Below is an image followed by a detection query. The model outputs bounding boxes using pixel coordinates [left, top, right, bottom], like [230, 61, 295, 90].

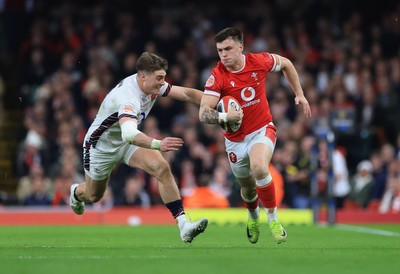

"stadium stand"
[0, 0, 399, 214]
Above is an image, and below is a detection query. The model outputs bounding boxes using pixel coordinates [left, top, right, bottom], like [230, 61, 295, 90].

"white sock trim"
[240, 190, 258, 203]
[255, 174, 272, 187]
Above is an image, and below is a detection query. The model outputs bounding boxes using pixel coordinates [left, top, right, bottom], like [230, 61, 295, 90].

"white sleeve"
[121, 120, 141, 143]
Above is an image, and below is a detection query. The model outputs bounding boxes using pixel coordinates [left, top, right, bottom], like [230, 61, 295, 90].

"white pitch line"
[332, 224, 400, 237]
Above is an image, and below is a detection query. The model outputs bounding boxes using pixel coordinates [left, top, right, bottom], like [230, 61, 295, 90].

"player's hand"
[294, 96, 312, 118]
[160, 137, 184, 152]
[227, 107, 243, 123]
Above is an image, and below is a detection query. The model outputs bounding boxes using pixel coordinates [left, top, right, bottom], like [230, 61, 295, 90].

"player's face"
[216, 38, 243, 69]
[142, 70, 166, 95]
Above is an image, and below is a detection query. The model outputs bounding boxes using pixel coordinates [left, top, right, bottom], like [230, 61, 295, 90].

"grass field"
[1, 224, 399, 274]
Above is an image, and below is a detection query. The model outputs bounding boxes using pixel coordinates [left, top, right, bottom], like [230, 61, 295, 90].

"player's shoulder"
[245, 52, 275, 70]
[108, 75, 139, 101]
[245, 52, 273, 62]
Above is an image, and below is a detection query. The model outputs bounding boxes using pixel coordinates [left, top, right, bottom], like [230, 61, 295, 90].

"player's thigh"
[248, 143, 273, 170]
[248, 125, 276, 170]
[225, 138, 251, 178]
[127, 147, 168, 176]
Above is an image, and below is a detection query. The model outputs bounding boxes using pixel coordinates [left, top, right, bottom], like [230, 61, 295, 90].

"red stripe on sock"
[243, 196, 259, 210]
[256, 181, 276, 208]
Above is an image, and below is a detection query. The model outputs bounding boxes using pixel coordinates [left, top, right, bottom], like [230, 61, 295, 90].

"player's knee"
[149, 159, 171, 178]
[250, 163, 269, 179]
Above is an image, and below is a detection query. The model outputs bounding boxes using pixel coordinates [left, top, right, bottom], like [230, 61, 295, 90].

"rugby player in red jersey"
[199, 27, 312, 244]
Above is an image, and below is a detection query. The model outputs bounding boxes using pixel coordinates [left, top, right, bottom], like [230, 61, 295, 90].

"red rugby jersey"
[204, 52, 277, 141]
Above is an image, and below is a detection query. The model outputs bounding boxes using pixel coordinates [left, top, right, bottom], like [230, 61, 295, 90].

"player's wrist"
[218, 113, 228, 123]
[151, 139, 161, 150]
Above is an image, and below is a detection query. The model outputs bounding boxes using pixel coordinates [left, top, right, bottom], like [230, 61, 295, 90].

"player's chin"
[221, 60, 230, 66]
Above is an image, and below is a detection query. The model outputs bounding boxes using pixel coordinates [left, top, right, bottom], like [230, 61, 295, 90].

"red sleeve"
[257, 52, 275, 72]
[204, 66, 223, 97]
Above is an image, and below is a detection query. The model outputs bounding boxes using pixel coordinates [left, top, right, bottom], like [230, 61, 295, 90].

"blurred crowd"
[2, 0, 400, 212]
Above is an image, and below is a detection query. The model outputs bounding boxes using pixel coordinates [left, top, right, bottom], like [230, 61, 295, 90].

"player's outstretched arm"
[277, 54, 312, 118]
[168, 86, 203, 105]
[120, 117, 183, 152]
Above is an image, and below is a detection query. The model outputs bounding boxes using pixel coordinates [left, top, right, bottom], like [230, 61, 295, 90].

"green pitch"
[1, 224, 399, 274]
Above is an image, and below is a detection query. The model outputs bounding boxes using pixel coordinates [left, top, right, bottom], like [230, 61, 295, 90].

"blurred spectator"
[317, 140, 350, 208]
[332, 147, 351, 208]
[23, 175, 52, 206]
[286, 136, 313, 208]
[15, 129, 50, 177]
[16, 163, 52, 204]
[379, 159, 400, 213]
[281, 140, 303, 208]
[209, 166, 232, 199]
[179, 159, 197, 197]
[52, 160, 84, 206]
[114, 174, 151, 208]
[183, 172, 229, 208]
[93, 186, 114, 210]
[346, 160, 375, 209]
[370, 151, 388, 201]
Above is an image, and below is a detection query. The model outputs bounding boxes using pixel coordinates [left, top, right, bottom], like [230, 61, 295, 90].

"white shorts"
[225, 123, 277, 178]
[83, 141, 139, 181]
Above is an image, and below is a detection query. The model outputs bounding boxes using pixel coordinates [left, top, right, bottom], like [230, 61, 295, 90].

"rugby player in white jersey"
[70, 52, 208, 243]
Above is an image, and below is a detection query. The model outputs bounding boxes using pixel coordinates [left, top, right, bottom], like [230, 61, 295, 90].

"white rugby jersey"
[83, 73, 171, 153]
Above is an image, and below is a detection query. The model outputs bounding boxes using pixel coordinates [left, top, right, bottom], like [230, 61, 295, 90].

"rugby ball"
[216, 96, 242, 133]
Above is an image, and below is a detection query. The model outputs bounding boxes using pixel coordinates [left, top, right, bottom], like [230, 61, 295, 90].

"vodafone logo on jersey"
[240, 87, 260, 108]
[240, 87, 255, 101]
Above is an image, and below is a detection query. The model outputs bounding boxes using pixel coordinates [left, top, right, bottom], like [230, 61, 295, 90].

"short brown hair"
[214, 27, 244, 44]
[136, 52, 168, 73]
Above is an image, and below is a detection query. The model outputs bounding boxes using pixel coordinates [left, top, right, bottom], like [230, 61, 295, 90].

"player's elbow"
[280, 57, 294, 72]
[121, 120, 141, 143]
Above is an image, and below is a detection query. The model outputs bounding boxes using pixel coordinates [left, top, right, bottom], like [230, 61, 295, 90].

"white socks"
[176, 214, 186, 230]
[266, 207, 278, 223]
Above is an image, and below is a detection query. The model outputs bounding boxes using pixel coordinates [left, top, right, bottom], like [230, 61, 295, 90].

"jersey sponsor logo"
[205, 75, 215, 87]
[229, 152, 237, 163]
[242, 98, 260, 108]
[241, 87, 256, 101]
